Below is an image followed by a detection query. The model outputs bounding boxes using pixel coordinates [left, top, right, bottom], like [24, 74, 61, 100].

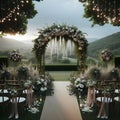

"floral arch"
[33, 24, 88, 73]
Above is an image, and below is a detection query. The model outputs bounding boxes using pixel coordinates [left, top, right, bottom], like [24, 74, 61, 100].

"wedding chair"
[6, 80, 26, 119]
[0, 92, 10, 113]
[0, 83, 5, 93]
[114, 83, 120, 117]
[9, 95, 26, 119]
[96, 80, 116, 119]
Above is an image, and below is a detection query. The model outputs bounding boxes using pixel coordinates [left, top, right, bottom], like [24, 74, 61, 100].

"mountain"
[0, 37, 34, 59]
[88, 32, 120, 59]
[0, 37, 31, 50]
[87, 38, 97, 43]
[1, 32, 120, 60]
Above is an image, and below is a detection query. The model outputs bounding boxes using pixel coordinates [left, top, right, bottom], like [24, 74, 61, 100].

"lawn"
[48, 71, 74, 81]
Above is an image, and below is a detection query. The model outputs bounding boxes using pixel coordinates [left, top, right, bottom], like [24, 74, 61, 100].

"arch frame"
[33, 24, 88, 73]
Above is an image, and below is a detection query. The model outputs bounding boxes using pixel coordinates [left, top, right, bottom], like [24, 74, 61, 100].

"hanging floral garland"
[33, 24, 88, 72]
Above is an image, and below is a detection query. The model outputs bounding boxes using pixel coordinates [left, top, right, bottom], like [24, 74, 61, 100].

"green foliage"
[86, 57, 97, 65]
[29, 57, 37, 64]
[17, 66, 29, 80]
[49, 71, 72, 81]
[0, 50, 9, 56]
[79, 0, 120, 26]
[0, 0, 40, 34]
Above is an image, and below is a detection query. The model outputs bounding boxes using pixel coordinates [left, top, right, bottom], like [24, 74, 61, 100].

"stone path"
[40, 81, 82, 120]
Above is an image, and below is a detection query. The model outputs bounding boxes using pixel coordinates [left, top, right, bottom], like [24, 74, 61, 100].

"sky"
[5, 0, 120, 43]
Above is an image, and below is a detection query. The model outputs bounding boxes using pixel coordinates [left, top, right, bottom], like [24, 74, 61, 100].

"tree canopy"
[0, 0, 42, 35]
[0, 0, 119, 35]
[79, 0, 120, 26]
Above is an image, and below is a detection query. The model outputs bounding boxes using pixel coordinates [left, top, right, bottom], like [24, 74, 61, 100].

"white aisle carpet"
[40, 81, 82, 120]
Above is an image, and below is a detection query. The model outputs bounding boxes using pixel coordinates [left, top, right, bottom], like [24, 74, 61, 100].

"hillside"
[0, 37, 31, 50]
[0, 37, 33, 58]
[0, 32, 120, 60]
[88, 32, 120, 59]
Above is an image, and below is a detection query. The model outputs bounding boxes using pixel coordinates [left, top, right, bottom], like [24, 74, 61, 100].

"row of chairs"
[95, 80, 120, 119]
[0, 80, 27, 119]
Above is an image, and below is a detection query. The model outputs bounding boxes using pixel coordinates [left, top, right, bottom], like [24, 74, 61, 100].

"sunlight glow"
[4, 34, 38, 43]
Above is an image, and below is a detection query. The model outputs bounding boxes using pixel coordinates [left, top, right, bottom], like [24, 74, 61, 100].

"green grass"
[48, 71, 74, 81]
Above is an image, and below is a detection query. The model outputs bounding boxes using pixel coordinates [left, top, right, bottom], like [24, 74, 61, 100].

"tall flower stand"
[9, 96, 19, 119]
[8, 89, 19, 119]
[86, 86, 95, 107]
[24, 80, 33, 108]
[86, 79, 96, 108]
[26, 85, 33, 108]
[96, 92, 112, 119]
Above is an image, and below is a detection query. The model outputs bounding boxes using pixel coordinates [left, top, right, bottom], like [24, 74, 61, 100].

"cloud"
[26, 0, 120, 42]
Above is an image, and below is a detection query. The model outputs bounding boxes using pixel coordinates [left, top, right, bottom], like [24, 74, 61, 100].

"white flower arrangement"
[33, 100, 41, 107]
[82, 106, 93, 112]
[28, 107, 39, 114]
[36, 80, 41, 85]
[34, 77, 48, 93]
[69, 74, 87, 96]
[40, 87, 47, 92]
[41, 78, 45, 82]
[24, 80, 32, 88]
[27, 99, 42, 114]
[86, 79, 96, 87]
[74, 77, 85, 91]
[40, 79, 48, 92]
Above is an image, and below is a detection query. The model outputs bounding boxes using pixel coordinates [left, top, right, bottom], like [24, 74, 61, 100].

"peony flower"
[41, 78, 45, 82]
[24, 80, 32, 88]
[40, 87, 47, 92]
[79, 83, 84, 88]
[36, 80, 41, 85]
[28, 107, 39, 114]
[87, 79, 96, 87]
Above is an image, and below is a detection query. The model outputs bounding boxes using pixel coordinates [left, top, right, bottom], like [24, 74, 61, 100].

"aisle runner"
[40, 81, 82, 120]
